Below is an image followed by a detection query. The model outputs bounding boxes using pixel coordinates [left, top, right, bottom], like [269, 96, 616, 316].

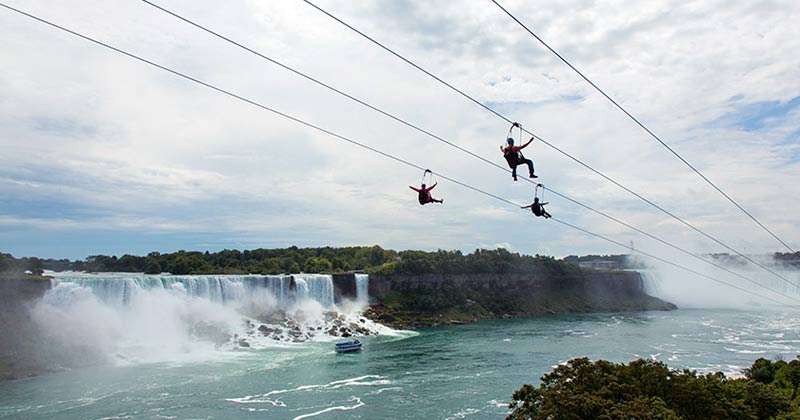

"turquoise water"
[3, 308, 800, 419]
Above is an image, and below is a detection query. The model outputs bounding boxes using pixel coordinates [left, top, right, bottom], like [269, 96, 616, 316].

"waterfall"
[50, 273, 327, 308]
[355, 274, 369, 304]
[638, 270, 662, 297]
[30, 272, 385, 364]
[292, 274, 334, 308]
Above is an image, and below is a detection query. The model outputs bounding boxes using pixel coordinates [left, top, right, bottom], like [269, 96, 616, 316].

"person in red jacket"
[501, 122, 537, 181]
[410, 182, 443, 205]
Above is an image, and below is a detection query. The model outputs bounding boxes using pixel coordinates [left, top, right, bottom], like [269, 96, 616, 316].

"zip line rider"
[410, 182, 444, 205]
[522, 197, 551, 219]
[501, 122, 537, 181]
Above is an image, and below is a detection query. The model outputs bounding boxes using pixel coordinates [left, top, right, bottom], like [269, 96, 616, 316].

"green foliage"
[0, 253, 12, 273]
[509, 356, 799, 420]
[144, 258, 162, 275]
[747, 357, 782, 384]
[369, 261, 398, 275]
[391, 248, 579, 276]
[26, 258, 44, 276]
[1, 246, 581, 276]
[303, 257, 333, 273]
[382, 282, 467, 311]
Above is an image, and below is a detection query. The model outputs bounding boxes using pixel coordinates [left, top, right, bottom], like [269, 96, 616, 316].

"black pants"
[512, 158, 534, 179]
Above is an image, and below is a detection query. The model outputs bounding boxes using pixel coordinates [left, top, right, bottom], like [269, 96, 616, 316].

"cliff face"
[365, 270, 675, 329]
[331, 273, 357, 304]
[0, 275, 51, 303]
[0, 275, 52, 380]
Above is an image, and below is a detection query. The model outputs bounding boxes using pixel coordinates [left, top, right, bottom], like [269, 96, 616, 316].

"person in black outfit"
[521, 197, 551, 218]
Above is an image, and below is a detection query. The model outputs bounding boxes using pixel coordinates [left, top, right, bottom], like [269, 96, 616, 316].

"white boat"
[335, 339, 362, 353]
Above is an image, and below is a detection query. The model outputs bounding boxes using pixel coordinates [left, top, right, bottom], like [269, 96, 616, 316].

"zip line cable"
[0, 3, 517, 210]
[298, 0, 799, 288]
[137, 0, 800, 295]
[136, 0, 495, 176]
[490, 0, 796, 255]
[1, 2, 796, 307]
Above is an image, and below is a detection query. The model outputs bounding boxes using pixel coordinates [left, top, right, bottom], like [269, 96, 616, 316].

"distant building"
[578, 260, 619, 270]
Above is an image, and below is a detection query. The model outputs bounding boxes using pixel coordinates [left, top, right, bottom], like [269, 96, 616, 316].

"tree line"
[2, 246, 582, 276]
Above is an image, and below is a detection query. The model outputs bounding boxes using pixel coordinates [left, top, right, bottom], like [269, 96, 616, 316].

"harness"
[532, 184, 546, 216]
[531, 203, 543, 216]
[504, 148, 520, 167]
[418, 190, 429, 205]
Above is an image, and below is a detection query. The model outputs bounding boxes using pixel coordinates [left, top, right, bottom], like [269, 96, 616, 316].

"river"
[2, 272, 800, 419]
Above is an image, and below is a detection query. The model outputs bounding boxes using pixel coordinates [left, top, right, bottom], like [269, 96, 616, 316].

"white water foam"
[226, 375, 390, 404]
[364, 387, 403, 396]
[227, 375, 393, 419]
[291, 397, 365, 420]
[446, 407, 481, 419]
[31, 272, 393, 366]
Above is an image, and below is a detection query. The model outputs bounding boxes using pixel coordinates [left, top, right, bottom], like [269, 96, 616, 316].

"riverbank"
[363, 271, 675, 329]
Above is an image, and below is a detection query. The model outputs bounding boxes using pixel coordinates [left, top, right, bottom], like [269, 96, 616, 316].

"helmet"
[507, 137, 514, 144]
[534, 197, 540, 202]
[421, 183, 426, 189]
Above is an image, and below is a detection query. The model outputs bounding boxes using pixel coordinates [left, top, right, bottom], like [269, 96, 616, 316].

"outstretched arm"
[519, 136, 534, 149]
[428, 182, 437, 191]
[409, 186, 420, 192]
[521, 204, 532, 209]
[542, 202, 549, 205]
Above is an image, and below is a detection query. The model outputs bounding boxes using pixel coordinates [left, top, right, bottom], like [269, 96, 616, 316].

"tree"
[508, 357, 794, 420]
[303, 257, 333, 273]
[0, 253, 13, 272]
[27, 257, 44, 276]
[168, 254, 211, 275]
[144, 258, 162, 275]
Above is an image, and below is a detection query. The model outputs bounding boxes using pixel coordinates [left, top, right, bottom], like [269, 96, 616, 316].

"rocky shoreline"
[230, 310, 384, 348]
[363, 298, 675, 330]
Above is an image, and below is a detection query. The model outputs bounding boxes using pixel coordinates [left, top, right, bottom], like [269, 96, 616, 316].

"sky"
[0, 0, 798, 261]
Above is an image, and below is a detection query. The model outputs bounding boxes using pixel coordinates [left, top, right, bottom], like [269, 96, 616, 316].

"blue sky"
[1, 0, 799, 260]
[712, 96, 800, 132]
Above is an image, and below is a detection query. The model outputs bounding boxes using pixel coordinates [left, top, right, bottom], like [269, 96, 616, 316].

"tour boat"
[335, 339, 363, 353]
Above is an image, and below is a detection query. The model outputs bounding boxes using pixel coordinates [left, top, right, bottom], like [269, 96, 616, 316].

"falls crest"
[51, 273, 336, 308]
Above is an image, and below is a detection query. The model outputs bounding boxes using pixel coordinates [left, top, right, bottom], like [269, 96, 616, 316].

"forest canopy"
[507, 356, 800, 420]
[1, 246, 578, 276]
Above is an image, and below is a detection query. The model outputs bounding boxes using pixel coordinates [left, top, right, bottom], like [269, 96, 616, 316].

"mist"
[23, 273, 386, 371]
[636, 252, 800, 310]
